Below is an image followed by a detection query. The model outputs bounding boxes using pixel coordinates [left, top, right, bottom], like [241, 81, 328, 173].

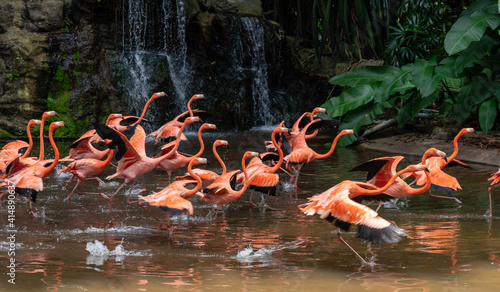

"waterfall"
[115, 0, 191, 131]
[241, 17, 275, 126]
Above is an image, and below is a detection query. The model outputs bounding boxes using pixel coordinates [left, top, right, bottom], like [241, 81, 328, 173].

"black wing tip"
[15, 187, 38, 203]
[430, 183, 455, 196]
[159, 206, 189, 215]
[249, 185, 278, 196]
[356, 223, 406, 244]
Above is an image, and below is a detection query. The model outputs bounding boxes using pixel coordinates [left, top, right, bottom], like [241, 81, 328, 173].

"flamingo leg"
[77, 179, 109, 200]
[28, 200, 37, 217]
[125, 179, 138, 204]
[138, 174, 147, 194]
[428, 189, 462, 204]
[293, 163, 305, 187]
[64, 174, 75, 189]
[248, 189, 257, 207]
[66, 180, 81, 201]
[336, 229, 370, 266]
[487, 184, 499, 218]
[374, 201, 384, 213]
[87, 177, 104, 184]
[108, 180, 128, 213]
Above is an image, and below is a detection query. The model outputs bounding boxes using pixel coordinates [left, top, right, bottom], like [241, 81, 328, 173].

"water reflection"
[1, 132, 500, 291]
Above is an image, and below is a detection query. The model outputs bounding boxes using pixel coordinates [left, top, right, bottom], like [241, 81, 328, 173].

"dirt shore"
[358, 129, 499, 167]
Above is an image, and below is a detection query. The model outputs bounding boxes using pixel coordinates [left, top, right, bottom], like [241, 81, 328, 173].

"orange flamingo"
[154, 123, 216, 182]
[95, 116, 200, 211]
[350, 148, 445, 210]
[0, 119, 42, 175]
[285, 107, 326, 147]
[285, 119, 355, 186]
[299, 164, 429, 264]
[147, 94, 205, 143]
[10, 121, 66, 215]
[201, 151, 259, 218]
[411, 128, 475, 203]
[487, 168, 500, 217]
[64, 113, 123, 161]
[138, 157, 208, 230]
[237, 123, 288, 206]
[175, 139, 229, 188]
[58, 149, 114, 201]
[37, 111, 59, 162]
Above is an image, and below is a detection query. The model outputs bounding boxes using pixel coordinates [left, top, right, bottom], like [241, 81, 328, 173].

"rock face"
[0, 0, 333, 137]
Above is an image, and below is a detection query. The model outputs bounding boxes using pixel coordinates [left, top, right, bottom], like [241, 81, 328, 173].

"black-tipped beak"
[206, 161, 211, 166]
[443, 155, 448, 162]
[54, 112, 59, 117]
[62, 122, 68, 128]
[197, 117, 204, 123]
[424, 166, 430, 173]
[474, 129, 477, 134]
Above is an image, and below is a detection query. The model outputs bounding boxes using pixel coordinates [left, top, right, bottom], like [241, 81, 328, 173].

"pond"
[1, 128, 499, 291]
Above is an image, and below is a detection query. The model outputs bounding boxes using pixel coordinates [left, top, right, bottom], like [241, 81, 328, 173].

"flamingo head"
[43, 111, 59, 119]
[110, 113, 123, 119]
[152, 92, 167, 99]
[463, 128, 476, 134]
[193, 157, 208, 166]
[29, 119, 42, 126]
[215, 140, 229, 146]
[244, 151, 260, 160]
[192, 94, 204, 100]
[50, 121, 68, 130]
[414, 164, 430, 173]
[204, 123, 217, 130]
[340, 129, 355, 135]
[312, 107, 327, 115]
[185, 116, 201, 125]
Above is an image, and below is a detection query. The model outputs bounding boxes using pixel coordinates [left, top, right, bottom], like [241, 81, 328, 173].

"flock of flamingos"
[0, 92, 498, 263]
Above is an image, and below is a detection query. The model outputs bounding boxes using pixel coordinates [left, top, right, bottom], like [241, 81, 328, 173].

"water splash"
[86, 240, 151, 265]
[234, 240, 306, 264]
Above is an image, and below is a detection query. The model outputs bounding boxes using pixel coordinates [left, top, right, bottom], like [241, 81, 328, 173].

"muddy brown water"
[1, 128, 499, 291]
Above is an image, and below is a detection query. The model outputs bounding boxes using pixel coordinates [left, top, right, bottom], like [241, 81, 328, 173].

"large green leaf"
[321, 85, 375, 118]
[375, 64, 414, 102]
[445, 10, 500, 55]
[454, 76, 499, 122]
[328, 66, 397, 87]
[336, 101, 392, 147]
[478, 98, 497, 132]
[455, 35, 495, 73]
[460, 0, 499, 17]
[397, 91, 439, 127]
[412, 57, 437, 97]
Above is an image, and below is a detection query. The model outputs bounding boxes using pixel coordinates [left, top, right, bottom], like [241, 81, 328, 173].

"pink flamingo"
[95, 116, 200, 211]
[139, 157, 208, 230]
[201, 151, 259, 219]
[300, 164, 429, 264]
[237, 123, 289, 206]
[7, 121, 66, 215]
[148, 94, 205, 143]
[154, 123, 216, 182]
[175, 139, 229, 188]
[285, 119, 355, 186]
[58, 149, 114, 201]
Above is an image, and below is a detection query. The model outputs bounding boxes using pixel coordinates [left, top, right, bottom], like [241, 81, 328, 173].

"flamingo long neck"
[449, 132, 464, 162]
[39, 115, 48, 161]
[305, 111, 319, 139]
[105, 115, 117, 125]
[408, 169, 432, 195]
[102, 149, 114, 166]
[214, 144, 226, 174]
[236, 156, 252, 197]
[193, 126, 206, 158]
[186, 162, 203, 198]
[22, 121, 35, 159]
[292, 112, 309, 133]
[311, 131, 346, 160]
[362, 167, 419, 195]
[131, 97, 154, 127]
[154, 120, 191, 162]
[40, 126, 60, 178]
[187, 97, 195, 117]
[269, 129, 284, 173]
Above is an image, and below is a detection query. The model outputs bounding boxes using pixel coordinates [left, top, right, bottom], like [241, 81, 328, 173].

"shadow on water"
[1, 130, 500, 291]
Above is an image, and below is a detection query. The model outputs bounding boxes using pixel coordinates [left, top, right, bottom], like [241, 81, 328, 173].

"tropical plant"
[320, 0, 500, 146]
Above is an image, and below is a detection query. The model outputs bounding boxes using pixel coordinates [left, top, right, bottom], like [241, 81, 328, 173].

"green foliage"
[384, 0, 458, 66]
[321, 0, 500, 146]
[6, 56, 24, 82]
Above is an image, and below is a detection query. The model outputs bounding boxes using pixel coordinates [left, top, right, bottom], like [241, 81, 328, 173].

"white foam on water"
[86, 240, 152, 266]
[234, 240, 305, 264]
[63, 225, 153, 235]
